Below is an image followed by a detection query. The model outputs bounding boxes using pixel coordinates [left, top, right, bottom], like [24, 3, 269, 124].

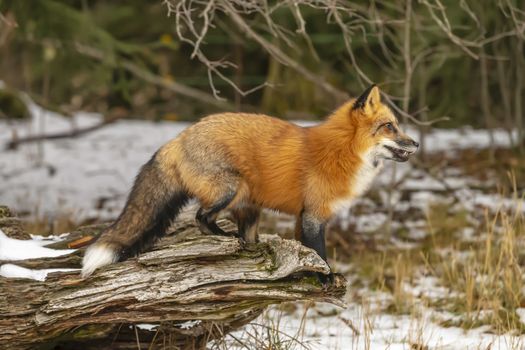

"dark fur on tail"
[96, 152, 189, 260]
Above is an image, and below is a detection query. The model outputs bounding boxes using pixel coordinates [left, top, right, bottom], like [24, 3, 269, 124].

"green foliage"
[0, 0, 523, 127]
[0, 87, 30, 119]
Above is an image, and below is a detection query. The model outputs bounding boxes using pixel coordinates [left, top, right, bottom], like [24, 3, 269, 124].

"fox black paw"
[317, 272, 335, 289]
[238, 236, 247, 248]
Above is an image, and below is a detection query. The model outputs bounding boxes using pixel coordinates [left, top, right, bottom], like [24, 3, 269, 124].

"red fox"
[82, 85, 418, 284]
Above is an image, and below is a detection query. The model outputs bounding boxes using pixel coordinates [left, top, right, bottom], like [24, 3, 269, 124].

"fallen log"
[0, 208, 347, 349]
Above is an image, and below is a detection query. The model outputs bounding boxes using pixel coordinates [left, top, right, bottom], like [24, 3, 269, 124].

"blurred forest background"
[0, 0, 524, 150]
[1, 2, 525, 347]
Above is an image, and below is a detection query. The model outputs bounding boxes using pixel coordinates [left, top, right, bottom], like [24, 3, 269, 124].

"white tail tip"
[81, 243, 118, 278]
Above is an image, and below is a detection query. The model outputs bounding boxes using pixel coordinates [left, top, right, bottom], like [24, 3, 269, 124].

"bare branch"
[4, 108, 126, 151]
[419, 0, 481, 59]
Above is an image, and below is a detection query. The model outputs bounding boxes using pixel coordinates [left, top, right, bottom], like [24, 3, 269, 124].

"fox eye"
[384, 122, 395, 132]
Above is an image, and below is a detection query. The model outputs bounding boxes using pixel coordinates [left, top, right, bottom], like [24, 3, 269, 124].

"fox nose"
[412, 140, 419, 148]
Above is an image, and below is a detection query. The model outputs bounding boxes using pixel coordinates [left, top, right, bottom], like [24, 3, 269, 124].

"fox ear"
[352, 85, 381, 113]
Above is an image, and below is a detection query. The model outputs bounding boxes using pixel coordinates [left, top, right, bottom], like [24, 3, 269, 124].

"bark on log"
[0, 209, 347, 349]
[0, 205, 31, 240]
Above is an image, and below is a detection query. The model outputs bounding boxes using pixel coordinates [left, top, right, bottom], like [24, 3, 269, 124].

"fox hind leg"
[195, 189, 236, 236]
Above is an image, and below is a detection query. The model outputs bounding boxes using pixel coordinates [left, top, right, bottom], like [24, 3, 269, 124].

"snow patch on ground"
[178, 320, 202, 329]
[0, 102, 189, 220]
[0, 229, 75, 260]
[29, 232, 70, 245]
[226, 301, 524, 350]
[516, 309, 525, 326]
[414, 126, 517, 151]
[0, 263, 78, 281]
[136, 323, 158, 331]
[0, 227, 77, 281]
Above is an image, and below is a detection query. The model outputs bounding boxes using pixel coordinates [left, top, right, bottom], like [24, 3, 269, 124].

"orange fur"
[157, 86, 410, 220]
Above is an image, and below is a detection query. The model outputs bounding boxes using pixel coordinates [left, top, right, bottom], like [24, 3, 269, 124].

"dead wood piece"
[0, 209, 347, 349]
[0, 205, 12, 218]
[0, 216, 31, 240]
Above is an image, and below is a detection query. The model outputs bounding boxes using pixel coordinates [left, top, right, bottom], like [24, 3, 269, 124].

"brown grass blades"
[435, 205, 525, 332]
[346, 181, 525, 343]
[212, 307, 313, 350]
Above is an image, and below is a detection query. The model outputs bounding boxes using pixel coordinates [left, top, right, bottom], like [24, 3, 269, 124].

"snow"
[29, 232, 70, 245]
[517, 309, 525, 325]
[0, 101, 189, 220]
[224, 294, 524, 350]
[135, 321, 201, 331]
[353, 212, 388, 233]
[406, 276, 452, 300]
[178, 320, 202, 329]
[414, 126, 517, 151]
[0, 263, 78, 281]
[136, 323, 158, 331]
[0, 228, 77, 281]
[0, 229, 75, 260]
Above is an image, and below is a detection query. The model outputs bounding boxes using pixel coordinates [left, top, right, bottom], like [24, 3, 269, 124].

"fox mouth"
[384, 145, 414, 162]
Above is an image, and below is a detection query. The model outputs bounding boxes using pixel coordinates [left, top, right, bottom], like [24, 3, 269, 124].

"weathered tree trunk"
[0, 207, 347, 349]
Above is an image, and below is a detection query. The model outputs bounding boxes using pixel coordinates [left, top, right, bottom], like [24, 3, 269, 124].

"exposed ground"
[1, 102, 524, 349]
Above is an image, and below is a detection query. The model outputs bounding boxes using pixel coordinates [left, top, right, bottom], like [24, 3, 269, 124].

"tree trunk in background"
[495, 41, 516, 148]
[515, 38, 524, 154]
[480, 50, 496, 162]
[417, 63, 429, 161]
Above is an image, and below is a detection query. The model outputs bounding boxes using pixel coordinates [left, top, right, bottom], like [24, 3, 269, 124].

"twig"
[74, 42, 238, 111]
[338, 316, 361, 336]
[419, 0, 480, 59]
[220, 0, 348, 102]
[134, 325, 142, 350]
[5, 109, 126, 150]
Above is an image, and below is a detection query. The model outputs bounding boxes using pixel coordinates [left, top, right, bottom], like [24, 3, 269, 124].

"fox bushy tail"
[81, 153, 189, 277]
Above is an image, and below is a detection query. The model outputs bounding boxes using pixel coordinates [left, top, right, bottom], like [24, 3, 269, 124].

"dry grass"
[19, 203, 88, 236]
[348, 181, 525, 336]
[23, 212, 78, 235]
[213, 306, 313, 350]
[431, 205, 525, 332]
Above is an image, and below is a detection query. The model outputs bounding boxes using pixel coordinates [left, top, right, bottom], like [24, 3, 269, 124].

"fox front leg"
[300, 211, 334, 287]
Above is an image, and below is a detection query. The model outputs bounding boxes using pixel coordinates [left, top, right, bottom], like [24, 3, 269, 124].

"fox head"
[350, 85, 419, 163]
